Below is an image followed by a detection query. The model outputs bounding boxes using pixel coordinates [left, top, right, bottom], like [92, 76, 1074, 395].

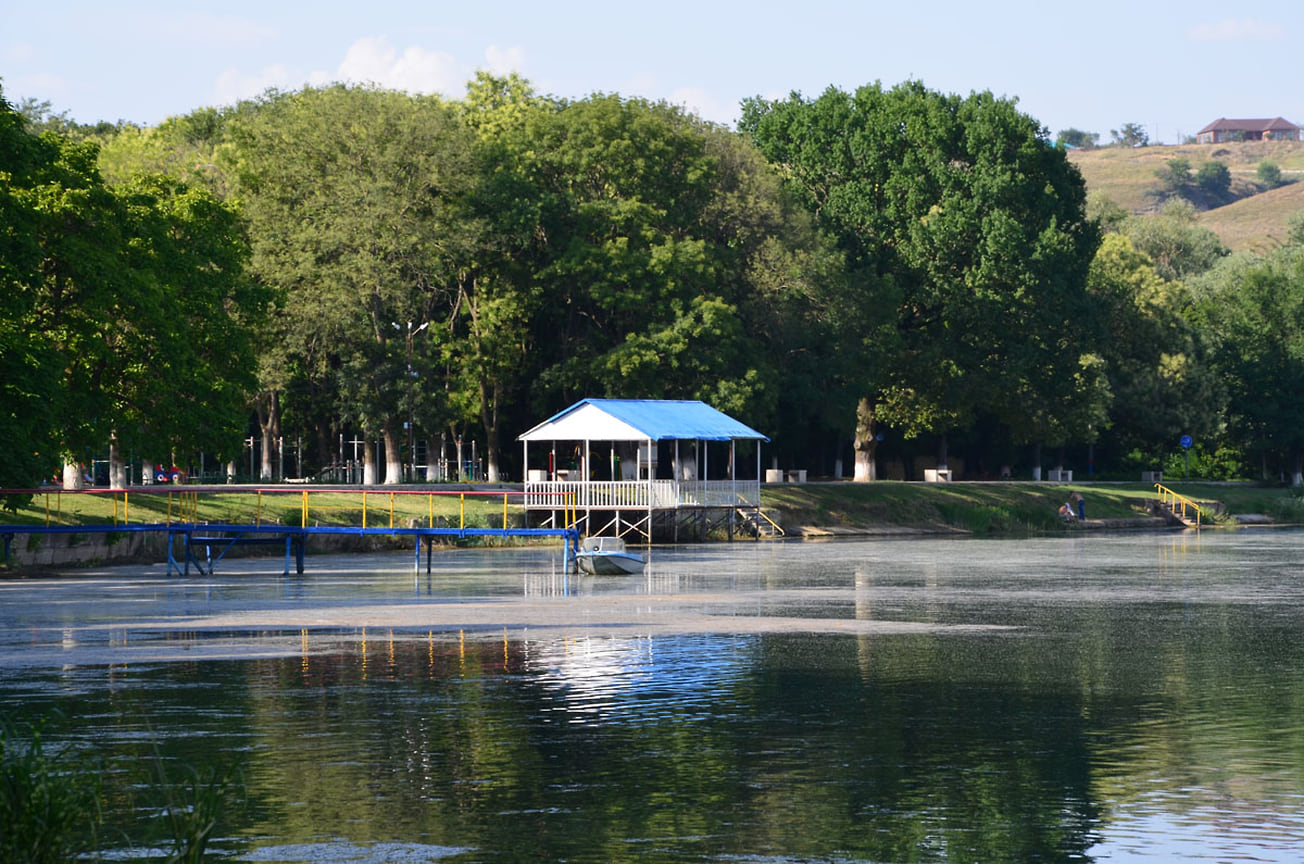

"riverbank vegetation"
[5, 76, 1304, 495]
[1, 716, 241, 863]
[2, 482, 1297, 540]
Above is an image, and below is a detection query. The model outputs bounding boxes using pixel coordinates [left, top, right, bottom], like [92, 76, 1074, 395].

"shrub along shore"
[1, 481, 1299, 572]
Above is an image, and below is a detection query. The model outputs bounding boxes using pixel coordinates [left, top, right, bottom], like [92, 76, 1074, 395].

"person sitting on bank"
[1059, 502, 1075, 522]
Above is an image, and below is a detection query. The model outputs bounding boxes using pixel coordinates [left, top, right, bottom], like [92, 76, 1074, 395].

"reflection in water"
[524, 634, 754, 726]
[2, 531, 1304, 861]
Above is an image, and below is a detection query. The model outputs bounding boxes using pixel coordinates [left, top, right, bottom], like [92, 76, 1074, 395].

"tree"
[741, 81, 1102, 479]
[1055, 128, 1099, 149]
[0, 90, 62, 491]
[1190, 247, 1304, 484]
[1110, 123, 1149, 148]
[1087, 234, 1223, 463]
[0, 86, 266, 490]
[1256, 160, 1283, 189]
[1155, 156, 1191, 196]
[498, 94, 830, 447]
[226, 85, 477, 484]
[1121, 201, 1227, 282]
[1195, 160, 1231, 201]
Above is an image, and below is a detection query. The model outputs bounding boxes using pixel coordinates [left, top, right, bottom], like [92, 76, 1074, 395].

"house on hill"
[1196, 117, 1300, 144]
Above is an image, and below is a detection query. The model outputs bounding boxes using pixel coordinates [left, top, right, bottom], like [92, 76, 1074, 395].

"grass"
[1197, 181, 1304, 254]
[760, 480, 1295, 536]
[1, 486, 521, 531]
[0, 718, 102, 864]
[1, 481, 1298, 560]
[1, 716, 243, 863]
[1068, 140, 1304, 252]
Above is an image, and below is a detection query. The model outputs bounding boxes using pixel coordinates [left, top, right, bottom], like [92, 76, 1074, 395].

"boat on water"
[574, 536, 646, 575]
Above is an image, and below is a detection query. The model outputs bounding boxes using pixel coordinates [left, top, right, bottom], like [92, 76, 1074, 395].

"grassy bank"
[1, 486, 516, 531]
[761, 481, 1302, 536]
[2, 481, 1300, 546]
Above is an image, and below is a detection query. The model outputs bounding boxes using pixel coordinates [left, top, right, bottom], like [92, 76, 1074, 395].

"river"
[3, 529, 1303, 862]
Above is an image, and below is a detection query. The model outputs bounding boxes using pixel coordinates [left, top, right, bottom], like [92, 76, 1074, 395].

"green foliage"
[149, 758, 242, 864]
[13, 73, 1304, 483]
[1267, 492, 1304, 523]
[1161, 444, 1246, 481]
[1122, 200, 1228, 281]
[0, 718, 102, 863]
[1286, 211, 1304, 246]
[1156, 156, 1191, 193]
[1189, 245, 1304, 481]
[1195, 160, 1231, 199]
[227, 84, 476, 479]
[1055, 128, 1100, 149]
[1087, 234, 1225, 456]
[1086, 192, 1129, 232]
[0, 84, 266, 487]
[740, 80, 1103, 457]
[1257, 160, 1283, 188]
[1156, 158, 1232, 207]
[1110, 122, 1149, 147]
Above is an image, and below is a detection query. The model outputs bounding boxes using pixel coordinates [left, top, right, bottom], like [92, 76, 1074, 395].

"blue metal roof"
[528, 399, 769, 442]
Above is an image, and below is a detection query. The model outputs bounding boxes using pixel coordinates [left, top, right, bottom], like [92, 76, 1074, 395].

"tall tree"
[741, 81, 1102, 479]
[0, 89, 62, 491]
[1087, 234, 1223, 464]
[226, 85, 477, 484]
[1, 86, 265, 490]
[1190, 247, 1304, 484]
[484, 93, 832, 460]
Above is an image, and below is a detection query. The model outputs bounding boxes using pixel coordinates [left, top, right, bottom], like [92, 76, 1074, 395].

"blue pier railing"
[1, 485, 583, 576]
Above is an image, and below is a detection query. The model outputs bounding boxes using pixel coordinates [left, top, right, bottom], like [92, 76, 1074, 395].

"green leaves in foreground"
[1, 716, 243, 862]
[1, 719, 102, 864]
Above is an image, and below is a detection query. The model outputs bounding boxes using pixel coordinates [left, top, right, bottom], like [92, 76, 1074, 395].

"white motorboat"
[574, 536, 646, 575]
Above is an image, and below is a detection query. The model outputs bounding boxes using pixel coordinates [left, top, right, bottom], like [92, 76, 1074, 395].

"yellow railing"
[747, 506, 785, 537]
[18, 487, 543, 534]
[1155, 484, 1205, 527]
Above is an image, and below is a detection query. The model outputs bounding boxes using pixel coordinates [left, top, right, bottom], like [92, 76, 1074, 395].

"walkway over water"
[0, 486, 581, 575]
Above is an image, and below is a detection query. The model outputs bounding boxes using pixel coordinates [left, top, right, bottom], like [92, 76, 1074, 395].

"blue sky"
[4, 1, 1301, 144]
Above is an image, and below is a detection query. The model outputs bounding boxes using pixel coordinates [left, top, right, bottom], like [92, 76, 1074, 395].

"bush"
[1196, 161, 1231, 198]
[1257, 160, 1283, 188]
[1161, 444, 1246, 481]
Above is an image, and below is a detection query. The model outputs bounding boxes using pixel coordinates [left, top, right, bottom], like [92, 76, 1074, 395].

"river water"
[3, 529, 1304, 862]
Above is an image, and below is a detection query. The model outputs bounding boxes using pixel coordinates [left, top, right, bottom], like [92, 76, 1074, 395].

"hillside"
[1067, 140, 1304, 253]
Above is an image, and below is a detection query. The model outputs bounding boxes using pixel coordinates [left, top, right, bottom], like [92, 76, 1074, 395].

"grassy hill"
[1068, 140, 1304, 253]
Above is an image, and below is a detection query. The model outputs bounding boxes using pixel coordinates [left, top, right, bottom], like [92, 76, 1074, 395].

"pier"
[0, 486, 581, 575]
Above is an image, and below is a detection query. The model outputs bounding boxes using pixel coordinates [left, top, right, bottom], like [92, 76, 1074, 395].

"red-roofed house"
[1196, 117, 1300, 144]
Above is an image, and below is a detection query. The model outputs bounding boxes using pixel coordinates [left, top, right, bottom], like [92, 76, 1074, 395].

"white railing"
[678, 480, 760, 508]
[523, 479, 760, 509]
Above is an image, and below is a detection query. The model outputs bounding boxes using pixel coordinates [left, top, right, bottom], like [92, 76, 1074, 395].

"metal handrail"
[1155, 483, 1204, 527]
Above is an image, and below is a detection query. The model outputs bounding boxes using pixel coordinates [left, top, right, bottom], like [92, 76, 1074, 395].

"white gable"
[518, 402, 651, 442]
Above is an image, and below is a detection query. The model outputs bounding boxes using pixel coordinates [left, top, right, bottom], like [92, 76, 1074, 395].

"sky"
[4, 1, 1302, 145]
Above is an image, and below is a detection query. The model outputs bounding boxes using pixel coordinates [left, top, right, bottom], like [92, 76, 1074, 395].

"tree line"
[4, 75, 1303, 491]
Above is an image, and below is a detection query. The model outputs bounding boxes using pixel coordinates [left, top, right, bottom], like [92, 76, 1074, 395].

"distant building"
[1196, 117, 1300, 144]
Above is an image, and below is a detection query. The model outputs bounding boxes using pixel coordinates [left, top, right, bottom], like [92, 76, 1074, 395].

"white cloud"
[210, 36, 470, 107]
[1187, 18, 1286, 42]
[484, 44, 526, 76]
[336, 36, 462, 95]
[212, 64, 330, 106]
[669, 85, 739, 126]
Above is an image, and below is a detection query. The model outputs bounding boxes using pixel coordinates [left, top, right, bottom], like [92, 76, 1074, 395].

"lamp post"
[393, 320, 429, 482]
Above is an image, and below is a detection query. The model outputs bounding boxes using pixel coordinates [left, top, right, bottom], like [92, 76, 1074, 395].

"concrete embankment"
[1, 528, 415, 572]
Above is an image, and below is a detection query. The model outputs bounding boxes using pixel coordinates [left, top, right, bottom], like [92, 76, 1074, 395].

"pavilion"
[517, 399, 774, 541]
